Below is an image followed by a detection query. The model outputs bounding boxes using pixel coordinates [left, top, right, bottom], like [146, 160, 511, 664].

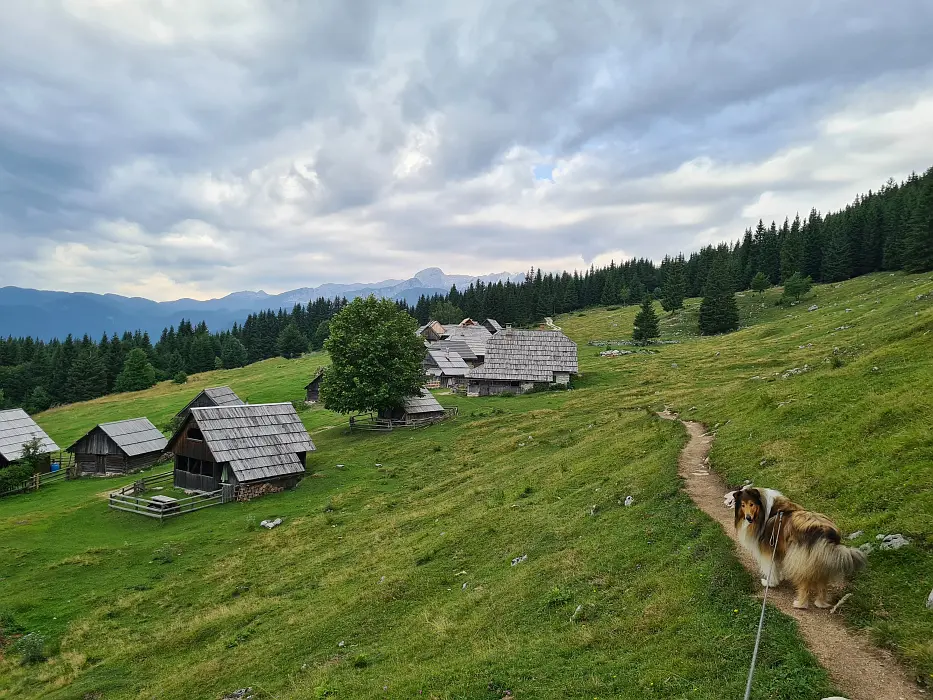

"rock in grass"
[223, 689, 254, 700]
[260, 518, 283, 529]
[880, 534, 910, 550]
[926, 589, 933, 610]
[570, 604, 584, 622]
[847, 530, 863, 540]
[511, 554, 528, 566]
[624, 496, 634, 507]
[858, 543, 875, 555]
[808, 304, 819, 311]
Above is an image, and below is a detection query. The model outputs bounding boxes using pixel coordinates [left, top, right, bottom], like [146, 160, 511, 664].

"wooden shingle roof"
[403, 389, 445, 415]
[468, 329, 578, 382]
[426, 349, 469, 377]
[483, 318, 504, 333]
[176, 386, 244, 418]
[0, 409, 59, 461]
[183, 403, 315, 483]
[89, 418, 167, 457]
[429, 339, 478, 362]
[442, 325, 492, 356]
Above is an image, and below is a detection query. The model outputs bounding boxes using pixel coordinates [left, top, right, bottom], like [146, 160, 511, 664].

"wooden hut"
[482, 318, 503, 334]
[0, 409, 58, 472]
[423, 348, 470, 388]
[68, 418, 167, 476]
[467, 328, 578, 396]
[378, 389, 446, 424]
[167, 403, 315, 498]
[305, 368, 325, 403]
[429, 339, 479, 367]
[442, 324, 492, 361]
[416, 324, 442, 342]
[175, 386, 244, 421]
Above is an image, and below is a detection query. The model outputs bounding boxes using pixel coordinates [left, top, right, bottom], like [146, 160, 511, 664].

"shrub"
[830, 355, 845, 369]
[0, 462, 34, 493]
[172, 371, 188, 384]
[14, 632, 46, 664]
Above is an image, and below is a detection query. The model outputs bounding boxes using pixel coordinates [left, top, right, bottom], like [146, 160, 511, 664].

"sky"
[1, 1, 932, 302]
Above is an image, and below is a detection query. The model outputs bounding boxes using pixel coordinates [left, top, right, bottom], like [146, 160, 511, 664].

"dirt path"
[658, 410, 925, 700]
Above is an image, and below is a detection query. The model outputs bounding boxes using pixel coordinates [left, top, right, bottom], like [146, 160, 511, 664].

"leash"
[743, 510, 784, 700]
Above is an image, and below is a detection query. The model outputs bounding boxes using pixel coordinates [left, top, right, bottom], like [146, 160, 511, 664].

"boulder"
[879, 534, 910, 550]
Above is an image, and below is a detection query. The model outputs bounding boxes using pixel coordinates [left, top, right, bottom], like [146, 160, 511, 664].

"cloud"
[1, 1, 932, 300]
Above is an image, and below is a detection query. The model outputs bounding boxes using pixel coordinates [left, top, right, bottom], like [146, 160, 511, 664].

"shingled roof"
[429, 339, 478, 362]
[0, 409, 59, 462]
[69, 418, 167, 457]
[483, 318, 504, 333]
[403, 389, 445, 416]
[178, 403, 315, 483]
[426, 349, 470, 377]
[442, 324, 492, 357]
[176, 386, 245, 418]
[468, 329, 578, 382]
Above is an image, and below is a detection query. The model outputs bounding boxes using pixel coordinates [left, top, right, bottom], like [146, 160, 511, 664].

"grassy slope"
[0, 271, 930, 698]
[559, 271, 933, 681]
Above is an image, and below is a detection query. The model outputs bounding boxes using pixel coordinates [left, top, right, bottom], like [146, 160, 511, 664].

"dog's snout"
[745, 515, 754, 523]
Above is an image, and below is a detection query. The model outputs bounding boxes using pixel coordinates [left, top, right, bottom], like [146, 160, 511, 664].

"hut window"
[187, 426, 204, 442]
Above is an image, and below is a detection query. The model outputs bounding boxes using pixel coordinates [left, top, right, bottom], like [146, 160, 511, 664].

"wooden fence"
[349, 406, 459, 432]
[0, 451, 75, 498]
[108, 472, 236, 520]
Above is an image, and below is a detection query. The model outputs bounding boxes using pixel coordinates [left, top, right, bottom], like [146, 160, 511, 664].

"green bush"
[14, 632, 46, 664]
[172, 371, 188, 385]
[0, 462, 34, 493]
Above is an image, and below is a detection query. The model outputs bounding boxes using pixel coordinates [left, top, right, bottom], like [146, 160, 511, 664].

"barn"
[423, 348, 470, 388]
[0, 409, 59, 472]
[68, 418, 167, 476]
[428, 339, 479, 367]
[305, 368, 325, 403]
[377, 389, 447, 424]
[175, 386, 244, 421]
[467, 328, 579, 396]
[168, 403, 315, 498]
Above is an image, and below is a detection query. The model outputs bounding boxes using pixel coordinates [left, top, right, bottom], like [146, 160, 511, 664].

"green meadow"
[1, 271, 931, 698]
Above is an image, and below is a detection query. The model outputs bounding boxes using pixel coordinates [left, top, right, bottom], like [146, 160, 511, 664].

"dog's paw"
[813, 599, 832, 609]
[792, 599, 809, 609]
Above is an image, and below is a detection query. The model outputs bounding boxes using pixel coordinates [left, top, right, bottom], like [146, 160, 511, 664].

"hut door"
[95, 455, 106, 474]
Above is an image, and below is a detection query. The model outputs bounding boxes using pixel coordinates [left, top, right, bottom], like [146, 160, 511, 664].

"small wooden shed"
[423, 348, 470, 388]
[176, 386, 244, 421]
[167, 403, 315, 497]
[0, 409, 59, 472]
[305, 368, 325, 403]
[378, 389, 447, 424]
[68, 418, 168, 475]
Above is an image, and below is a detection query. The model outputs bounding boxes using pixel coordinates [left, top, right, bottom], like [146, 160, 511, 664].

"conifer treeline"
[1, 166, 930, 413]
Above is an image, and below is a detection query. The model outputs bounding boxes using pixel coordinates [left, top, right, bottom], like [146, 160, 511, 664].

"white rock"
[858, 543, 874, 555]
[847, 530, 863, 540]
[926, 589, 933, 610]
[671, 362, 679, 368]
[511, 554, 528, 566]
[624, 496, 634, 507]
[260, 518, 283, 529]
[808, 304, 819, 311]
[880, 534, 910, 550]
[570, 604, 584, 622]
[338, 640, 345, 647]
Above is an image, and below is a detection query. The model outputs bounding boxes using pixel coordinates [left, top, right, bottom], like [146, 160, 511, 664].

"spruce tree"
[632, 296, 660, 343]
[220, 338, 247, 369]
[311, 319, 330, 351]
[780, 214, 803, 280]
[277, 322, 309, 359]
[698, 259, 739, 335]
[114, 349, 157, 393]
[903, 175, 933, 273]
[188, 335, 216, 373]
[751, 271, 770, 294]
[781, 272, 813, 302]
[24, 386, 52, 414]
[822, 229, 853, 282]
[660, 261, 686, 312]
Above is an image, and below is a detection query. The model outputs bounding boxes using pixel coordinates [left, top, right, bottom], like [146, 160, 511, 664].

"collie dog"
[728, 486, 866, 609]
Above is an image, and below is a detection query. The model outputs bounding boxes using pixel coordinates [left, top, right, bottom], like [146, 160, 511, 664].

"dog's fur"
[731, 486, 866, 609]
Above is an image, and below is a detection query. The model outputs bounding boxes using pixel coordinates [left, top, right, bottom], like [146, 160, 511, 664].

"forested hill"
[0, 166, 931, 413]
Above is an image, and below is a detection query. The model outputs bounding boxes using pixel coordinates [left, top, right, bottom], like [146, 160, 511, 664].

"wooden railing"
[173, 470, 218, 493]
[349, 406, 459, 432]
[109, 476, 236, 520]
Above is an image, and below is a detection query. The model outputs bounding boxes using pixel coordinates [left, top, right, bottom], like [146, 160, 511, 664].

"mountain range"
[0, 268, 525, 341]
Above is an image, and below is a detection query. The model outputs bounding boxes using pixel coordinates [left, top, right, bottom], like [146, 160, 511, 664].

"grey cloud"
[0, 1, 932, 298]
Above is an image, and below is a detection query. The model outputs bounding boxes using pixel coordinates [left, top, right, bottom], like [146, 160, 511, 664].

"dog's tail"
[784, 540, 867, 585]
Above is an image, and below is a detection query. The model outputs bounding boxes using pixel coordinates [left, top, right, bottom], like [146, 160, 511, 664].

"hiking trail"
[658, 410, 925, 700]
